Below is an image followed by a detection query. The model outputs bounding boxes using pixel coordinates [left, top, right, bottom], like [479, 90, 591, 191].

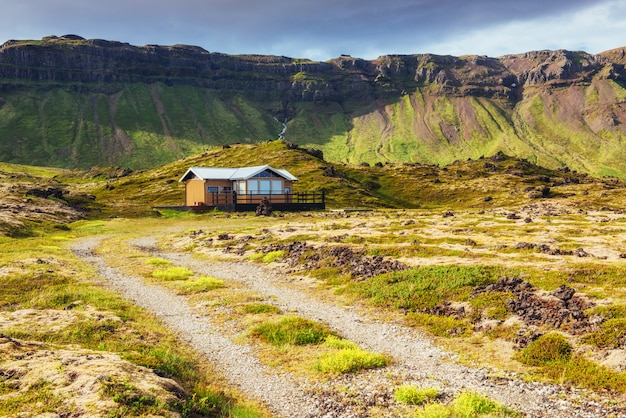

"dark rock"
[255, 197, 272, 216]
[552, 285, 576, 301]
[306, 148, 324, 160]
[476, 276, 593, 333]
[25, 187, 65, 200]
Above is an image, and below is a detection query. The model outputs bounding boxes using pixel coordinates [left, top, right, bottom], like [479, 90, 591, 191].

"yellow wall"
[185, 180, 207, 206]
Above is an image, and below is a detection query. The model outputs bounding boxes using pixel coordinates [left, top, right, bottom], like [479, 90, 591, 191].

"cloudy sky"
[1, 0, 623, 61]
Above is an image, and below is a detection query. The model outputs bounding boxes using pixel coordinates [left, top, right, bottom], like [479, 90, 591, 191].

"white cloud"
[421, 0, 626, 57]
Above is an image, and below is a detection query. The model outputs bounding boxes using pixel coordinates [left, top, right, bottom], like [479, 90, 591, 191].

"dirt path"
[73, 235, 615, 417]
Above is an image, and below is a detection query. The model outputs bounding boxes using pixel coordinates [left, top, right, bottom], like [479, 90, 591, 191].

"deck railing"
[204, 191, 325, 206]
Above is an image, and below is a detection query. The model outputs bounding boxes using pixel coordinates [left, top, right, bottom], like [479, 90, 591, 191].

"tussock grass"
[323, 335, 359, 350]
[242, 303, 281, 314]
[311, 335, 390, 374]
[394, 385, 440, 405]
[145, 257, 173, 267]
[313, 348, 389, 374]
[175, 276, 225, 294]
[151, 266, 194, 281]
[251, 316, 332, 346]
[450, 389, 517, 417]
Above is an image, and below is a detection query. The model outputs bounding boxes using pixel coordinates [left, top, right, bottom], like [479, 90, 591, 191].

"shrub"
[152, 267, 194, 281]
[394, 385, 440, 405]
[314, 349, 389, 374]
[251, 316, 331, 346]
[515, 333, 572, 366]
[582, 318, 626, 349]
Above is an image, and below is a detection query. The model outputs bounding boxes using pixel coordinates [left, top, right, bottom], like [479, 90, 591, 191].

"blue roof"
[179, 165, 298, 182]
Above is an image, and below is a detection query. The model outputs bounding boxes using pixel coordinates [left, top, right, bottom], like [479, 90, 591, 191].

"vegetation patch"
[469, 291, 512, 320]
[0, 379, 67, 416]
[515, 333, 572, 366]
[450, 389, 517, 417]
[145, 257, 173, 267]
[349, 265, 502, 312]
[242, 303, 281, 314]
[151, 266, 194, 281]
[313, 348, 389, 374]
[408, 313, 470, 337]
[175, 276, 225, 294]
[394, 385, 440, 405]
[101, 379, 165, 417]
[251, 316, 332, 346]
[515, 333, 626, 392]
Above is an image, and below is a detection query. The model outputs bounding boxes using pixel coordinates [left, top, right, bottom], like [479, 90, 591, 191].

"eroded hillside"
[1, 36, 625, 177]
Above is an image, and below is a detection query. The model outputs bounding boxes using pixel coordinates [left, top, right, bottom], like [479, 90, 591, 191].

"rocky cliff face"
[1, 35, 626, 176]
[3, 35, 622, 100]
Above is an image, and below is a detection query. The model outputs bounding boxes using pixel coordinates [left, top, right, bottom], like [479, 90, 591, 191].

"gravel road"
[72, 236, 620, 417]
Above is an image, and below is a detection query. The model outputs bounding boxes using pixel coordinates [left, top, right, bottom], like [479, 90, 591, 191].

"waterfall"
[274, 117, 287, 140]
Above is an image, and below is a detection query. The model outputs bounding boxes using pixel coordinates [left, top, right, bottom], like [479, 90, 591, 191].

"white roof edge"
[179, 165, 297, 182]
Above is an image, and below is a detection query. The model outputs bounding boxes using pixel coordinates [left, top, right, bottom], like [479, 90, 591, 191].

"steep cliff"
[1, 35, 625, 176]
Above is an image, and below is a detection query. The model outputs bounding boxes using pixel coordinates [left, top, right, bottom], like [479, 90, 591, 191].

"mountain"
[1, 35, 625, 177]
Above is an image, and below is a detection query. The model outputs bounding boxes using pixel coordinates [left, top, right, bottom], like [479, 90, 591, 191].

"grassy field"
[2, 142, 626, 415]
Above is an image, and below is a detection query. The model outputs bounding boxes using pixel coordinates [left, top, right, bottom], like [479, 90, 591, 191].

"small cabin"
[179, 165, 324, 212]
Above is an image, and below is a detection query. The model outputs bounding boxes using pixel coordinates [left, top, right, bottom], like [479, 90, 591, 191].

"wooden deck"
[157, 191, 326, 212]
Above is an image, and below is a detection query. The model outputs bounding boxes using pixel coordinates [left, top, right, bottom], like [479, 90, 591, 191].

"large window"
[246, 179, 284, 194]
[259, 180, 271, 194]
[271, 180, 282, 195]
[248, 180, 258, 194]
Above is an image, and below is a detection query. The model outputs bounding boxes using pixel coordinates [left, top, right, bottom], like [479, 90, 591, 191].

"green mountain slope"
[1, 37, 626, 177]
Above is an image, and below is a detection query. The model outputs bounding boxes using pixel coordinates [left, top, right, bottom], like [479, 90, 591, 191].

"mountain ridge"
[1, 35, 625, 177]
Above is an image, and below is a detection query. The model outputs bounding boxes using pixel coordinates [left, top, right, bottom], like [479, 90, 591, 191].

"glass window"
[207, 186, 218, 193]
[253, 169, 273, 178]
[237, 181, 246, 194]
[247, 180, 258, 194]
[259, 180, 271, 194]
[271, 180, 282, 195]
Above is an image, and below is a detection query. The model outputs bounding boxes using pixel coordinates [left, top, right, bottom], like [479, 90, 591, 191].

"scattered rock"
[475, 277, 593, 332]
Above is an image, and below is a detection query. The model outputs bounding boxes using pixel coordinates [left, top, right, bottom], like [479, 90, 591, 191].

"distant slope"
[2, 140, 625, 235]
[1, 36, 626, 177]
[93, 140, 626, 214]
